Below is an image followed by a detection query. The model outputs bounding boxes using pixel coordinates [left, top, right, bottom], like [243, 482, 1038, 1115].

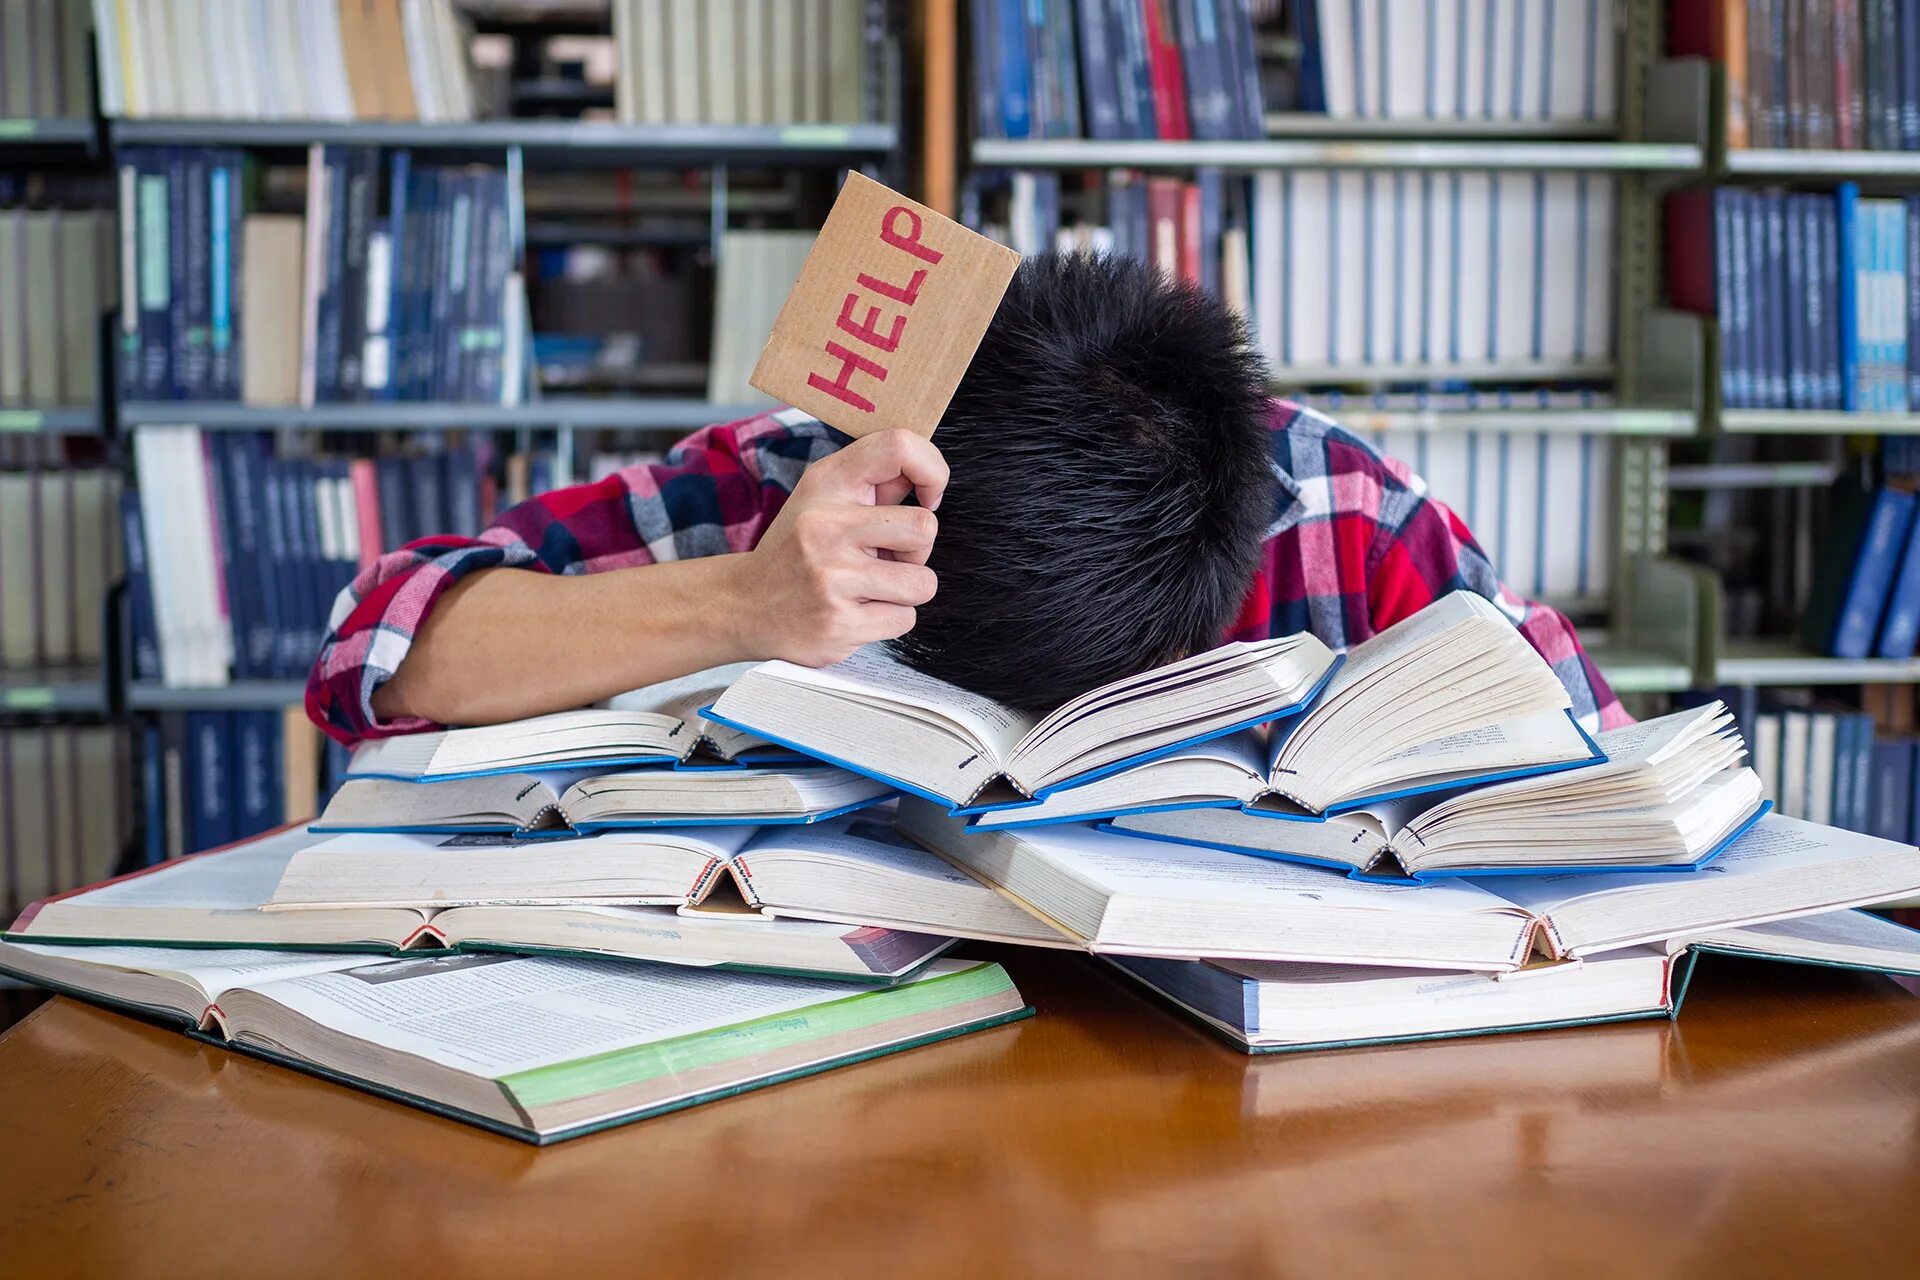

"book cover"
[1801, 485, 1917, 658]
[1873, 500, 1920, 657]
[1870, 739, 1914, 840]
[994, 0, 1032, 139]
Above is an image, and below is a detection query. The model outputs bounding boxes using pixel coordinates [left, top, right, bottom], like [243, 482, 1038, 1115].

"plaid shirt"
[307, 401, 1627, 746]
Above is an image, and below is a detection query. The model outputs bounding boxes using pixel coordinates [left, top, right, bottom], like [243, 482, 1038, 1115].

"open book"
[311, 765, 893, 835]
[968, 592, 1602, 827]
[899, 799, 1920, 969]
[1109, 947, 1686, 1053]
[1673, 907, 1920, 976]
[702, 633, 1341, 811]
[0, 943, 1029, 1143]
[5, 826, 960, 984]
[1104, 704, 1768, 879]
[346, 663, 804, 782]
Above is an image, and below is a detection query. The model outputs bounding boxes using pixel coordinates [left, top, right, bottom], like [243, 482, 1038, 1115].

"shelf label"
[751, 172, 1019, 439]
[0, 410, 45, 432]
[0, 119, 36, 138]
[777, 125, 854, 146]
[1, 687, 55, 710]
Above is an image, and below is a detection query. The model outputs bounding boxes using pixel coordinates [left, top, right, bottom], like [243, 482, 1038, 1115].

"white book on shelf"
[611, 0, 633, 120]
[1589, 0, 1618, 120]
[130, 430, 179, 686]
[1467, 429, 1502, 540]
[1752, 713, 1782, 805]
[1493, 173, 1538, 363]
[1364, 174, 1395, 367]
[1539, 174, 1581, 361]
[188, 431, 234, 686]
[1420, 428, 1472, 519]
[1331, 171, 1366, 366]
[307, 0, 356, 119]
[1780, 709, 1810, 821]
[197, 0, 235, 118]
[1581, 432, 1613, 597]
[1396, 173, 1425, 365]
[1806, 713, 1837, 828]
[1428, 0, 1460, 118]
[1500, 432, 1544, 600]
[827, 0, 863, 122]
[1457, 0, 1488, 120]
[739, 0, 769, 122]
[1351, 0, 1381, 118]
[1285, 171, 1331, 369]
[223, 0, 261, 118]
[1578, 176, 1616, 362]
[139, 0, 176, 116]
[1251, 171, 1284, 370]
[769, 0, 799, 122]
[1487, 0, 1520, 119]
[1384, 0, 1425, 118]
[1540, 433, 1587, 601]
[666, 0, 701, 123]
[799, 0, 826, 124]
[1454, 172, 1494, 364]
[1547, 0, 1587, 120]
[1313, 0, 1355, 118]
[1424, 173, 1456, 364]
[634, 0, 669, 125]
[701, 0, 738, 125]
[298, 145, 327, 408]
[434, 0, 478, 121]
[90, 0, 125, 118]
[401, 0, 442, 123]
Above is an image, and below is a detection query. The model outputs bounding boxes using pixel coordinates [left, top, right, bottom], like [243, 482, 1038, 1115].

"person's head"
[890, 250, 1276, 713]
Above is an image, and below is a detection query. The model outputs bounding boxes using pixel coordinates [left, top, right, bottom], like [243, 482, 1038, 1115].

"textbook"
[0, 944, 1029, 1144]
[346, 664, 808, 782]
[311, 765, 894, 835]
[1674, 906, 1920, 977]
[704, 632, 1341, 811]
[1108, 948, 1687, 1054]
[899, 799, 1920, 970]
[6, 827, 959, 984]
[970, 591, 1603, 827]
[1102, 704, 1768, 879]
[268, 814, 1074, 951]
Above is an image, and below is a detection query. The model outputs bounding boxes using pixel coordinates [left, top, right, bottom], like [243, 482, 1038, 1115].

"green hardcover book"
[0, 942, 1031, 1144]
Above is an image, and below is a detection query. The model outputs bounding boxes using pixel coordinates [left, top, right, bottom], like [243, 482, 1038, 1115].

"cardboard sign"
[749, 172, 1021, 439]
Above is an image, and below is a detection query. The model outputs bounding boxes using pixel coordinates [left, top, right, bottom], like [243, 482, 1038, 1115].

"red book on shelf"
[1147, 177, 1183, 276]
[1668, 0, 1750, 149]
[1141, 0, 1190, 140]
[348, 458, 383, 570]
[1834, 0, 1862, 149]
[1179, 182, 1202, 285]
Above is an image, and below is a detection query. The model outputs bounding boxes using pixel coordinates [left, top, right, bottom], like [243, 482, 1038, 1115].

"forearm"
[371, 556, 753, 726]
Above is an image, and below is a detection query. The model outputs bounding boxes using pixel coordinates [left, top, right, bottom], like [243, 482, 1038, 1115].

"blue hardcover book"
[233, 710, 276, 842]
[1803, 485, 1918, 658]
[443, 445, 482, 538]
[1831, 711, 1859, 831]
[435, 172, 475, 401]
[1821, 195, 1843, 407]
[406, 451, 448, 542]
[398, 164, 435, 399]
[139, 725, 164, 866]
[1219, 0, 1263, 138]
[207, 151, 239, 399]
[1837, 183, 1862, 410]
[237, 434, 290, 679]
[1075, 0, 1124, 138]
[1174, 0, 1232, 140]
[283, 459, 328, 665]
[163, 148, 190, 397]
[117, 490, 161, 683]
[374, 454, 413, 550]
[312, 148, 349, 402]
[1023, 0, 1055, 138]
[1888, 199, 1910, 410]
[969, 0, 1003, 138]
[1045, 0, 1083, 137]
[210, 436, 262, 679]
[368, 149, 409, 401]
[186, 712, 233, 855]
[1735, 189, 1760, 407]
[995, 0, 1033, 138]
[1904, 0, 1920, 149]
[1847, 712, 1874, 832]
[1112, 0, 1158, 136]
[1870, 739, 1914, 841]
[1713, 189, 1744, 407]
[1801, 195, 1829, 409]
[1293, 0, 1325, 113]
[1196, 166, 1224, 297]
[467, 170, 513, 405]
[1785, 193, 1809, 407]
[1763, 190, 1789, 408]
[1909, 197, 1920, 406]
[1873, 495, 1920, 657]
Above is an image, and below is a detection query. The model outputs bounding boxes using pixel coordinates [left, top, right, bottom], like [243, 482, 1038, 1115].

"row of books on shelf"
[1669, 185, 1918, 414]
[0, 208, 112, 409]
[117, 147, 527, 408]
[1672, 0, 1920, 151]
[90, 0, 478, 122]
[970, 169, 1619, 377]
[0, 722, 128, 924]
[1302, 0, 1622, 124]
[0, 466, 118, 672]
[1800, 477, 1920, 659]
[0, 0, 92, 120]
[126, 427, 552, 689]
[1741, 702, 1920, 845]
[613, 0, 882, 127]
[134, 708, 341, 871]
[968, 0, 1266, 142]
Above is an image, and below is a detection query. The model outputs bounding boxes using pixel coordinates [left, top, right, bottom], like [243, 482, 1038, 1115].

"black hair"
[891, 250, 1276, 713]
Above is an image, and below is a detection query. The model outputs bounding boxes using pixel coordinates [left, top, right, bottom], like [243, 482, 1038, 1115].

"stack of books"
[8, 592, 1920, 1143]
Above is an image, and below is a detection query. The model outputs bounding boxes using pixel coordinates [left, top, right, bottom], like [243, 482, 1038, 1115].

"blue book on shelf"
[118, 490, 161, 684]
[1764, 191, 1789, 409]
[1837, 182, 1862, 411]
[1869, 740, 1913, 842]
[1075, 0, 1124, 138]
[995, 0, 1032, 139]
[1803, 485, 1917, 659]
[969, 0, 1003, 138]
[187, 712, 233, 855]
[233, 711, 277, 842]
[1848, 712, 1874, 832]
[1875, 500, 1920, 658]
[139, 724, 165, 866]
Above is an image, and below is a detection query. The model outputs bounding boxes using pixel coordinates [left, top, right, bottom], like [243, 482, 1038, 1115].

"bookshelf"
[0, 118, 94, 147]
[0, 408, 99, 435]
[126, 681, 309, 712]
[119, 400, 772, 432]
[0, 669, 108, 714]
[970, 138, 1704, 173]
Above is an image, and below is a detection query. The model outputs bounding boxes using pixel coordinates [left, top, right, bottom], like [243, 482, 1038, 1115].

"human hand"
[725, 429, 949, 666]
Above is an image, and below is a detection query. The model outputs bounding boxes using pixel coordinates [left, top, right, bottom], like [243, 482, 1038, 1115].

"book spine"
[1766, 0, 1788, 145]
[1822, 196, 1843, 405]
[335, 149, 376, 400]
[1834, 0, 1862, 147]
[1848, 713, 1874, 830]
[1786, 0, 1807, 143]
[1174, 0, 1228, 141]
[117, 488, 161, 683]
[186, 711, 230, 855]
[970, 0, 1003, 138]
[1024, 0, 1054, 139]
[1877, 0, 1902, 147]
[1807, 0, 1833, 146]
[1046, 0, 1083, 138]
[1869, 741, 1913, 840]
[1833, 490, 1917, 658]
[1837, 182, 1861, 409]
[1076, 0, 1123, 139]
[1905, 0, 1920, 148]
[1785, 194, 1808, 407]
[1221, 0, 1262, 138]
[366, 149, 409, 400]
[135, 150, 172, 399]
[234, 709, 273, 842]
[139, 724, 164, 866]
[1874, 505, 1920, 657]
[209, 435, 256, 680]
[468, 171, 511, 405]
[313, 148, 349, 402]
[435, 173, 472, 401]
[1142, 0, 1190, 139]
[995, 0, 1031, 139]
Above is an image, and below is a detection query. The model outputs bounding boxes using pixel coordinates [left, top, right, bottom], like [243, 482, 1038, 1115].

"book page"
[598, 663, 760, 720]
[1590, 703, 1731, 767]
[50, 828, 322, 911]
[245, 952, 940, 1078]
[1362, 711, 1593, 779]
[5, 943, 374, 992]
[750, 646, 1036, 760]
[1686, 909, 1920, 960]
[1319, 590, 1503, 699]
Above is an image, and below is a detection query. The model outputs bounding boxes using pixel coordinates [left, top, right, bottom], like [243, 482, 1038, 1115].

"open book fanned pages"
[971, 591, 1606, 831]
[1102, 703, 1769, 879]
[0, 944, 1030, 1144]
[313, 764, 895, 835]
[346, 664, 808, 782]
[898, 799, 1920, 970]
[702, 632, 1343, 812]
[4, 825, 968, 985]
[1107, 908, 1920, 1054]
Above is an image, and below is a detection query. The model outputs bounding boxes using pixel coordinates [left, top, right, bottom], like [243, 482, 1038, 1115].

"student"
[307, 252, 1625, 745]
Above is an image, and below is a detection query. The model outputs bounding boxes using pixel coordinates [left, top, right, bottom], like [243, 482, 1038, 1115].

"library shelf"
[1719, 148, 1920, 179]
[108, 120, 897, 166]
[1, 668, 108, 714]
[1714, 642, 1920, 687]
[1665, 461, 1843, 489]
[0, 117, 94, 147]
[119, 400, 769, 432]
[971, 138, 1704, 173]
[127, 681, 308, 711]
[1587, 648, 1695, 696]
[1317, 406, 1696, 437]
[1261, 114, 1619, 139]
[1273, 357, 1613, 386]
[1717, 409, 1920, 435]
[0, 407, 98, 435]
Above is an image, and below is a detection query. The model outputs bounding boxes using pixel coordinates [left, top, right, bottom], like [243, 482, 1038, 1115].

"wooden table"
[3, 948, 1919, 1280]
